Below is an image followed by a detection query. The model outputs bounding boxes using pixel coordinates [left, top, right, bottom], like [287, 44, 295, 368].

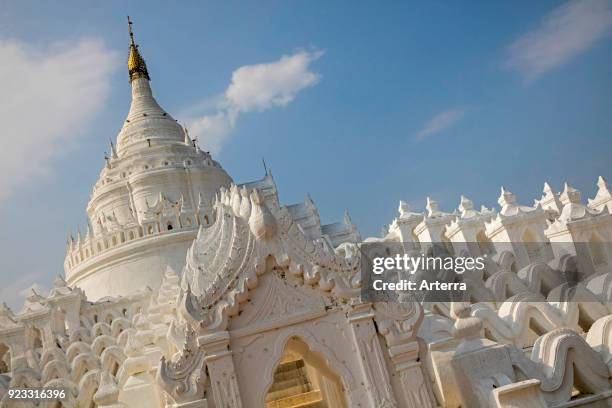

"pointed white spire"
[117, 17, 185, 155]
[109, 139, 118, 159]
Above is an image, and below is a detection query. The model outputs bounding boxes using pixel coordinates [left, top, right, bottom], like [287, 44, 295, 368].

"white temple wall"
[67, 231, 194, 300]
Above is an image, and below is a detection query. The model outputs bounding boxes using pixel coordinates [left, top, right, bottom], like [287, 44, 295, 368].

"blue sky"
[1, 0, 611, 307]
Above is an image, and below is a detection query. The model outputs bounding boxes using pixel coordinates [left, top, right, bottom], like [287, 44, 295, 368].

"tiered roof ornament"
[382, 201, 423, 243]
[554, 183, 604, 223]
[545, 183, 612, 267]
[559, 183, 580, 206]
[497, 186, 539, 216]
[445, 195, 496, 253]
[535, 182, 562, 215]
[588, 176, 612, 213]
[458, 195, 477, 219]
[425, 197, 444, 218]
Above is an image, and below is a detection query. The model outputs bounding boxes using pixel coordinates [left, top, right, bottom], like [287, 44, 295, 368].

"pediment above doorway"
[229, 272, 327, 337]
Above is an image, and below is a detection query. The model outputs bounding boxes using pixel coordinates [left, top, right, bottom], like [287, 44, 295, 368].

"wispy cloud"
[506, 0, 612, 81]
[415, 107, 467, 141]
[182, 49, 323, 154]
[0, 38, 118, 201]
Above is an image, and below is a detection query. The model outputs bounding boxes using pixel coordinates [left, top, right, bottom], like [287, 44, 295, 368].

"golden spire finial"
[126, 16, 150, 82]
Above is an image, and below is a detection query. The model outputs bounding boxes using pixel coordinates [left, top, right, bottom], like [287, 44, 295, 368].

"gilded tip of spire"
[126, 16, 150, 82]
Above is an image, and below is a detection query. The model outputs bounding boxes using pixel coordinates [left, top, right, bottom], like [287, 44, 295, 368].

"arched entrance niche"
[264, 335, 347, 408]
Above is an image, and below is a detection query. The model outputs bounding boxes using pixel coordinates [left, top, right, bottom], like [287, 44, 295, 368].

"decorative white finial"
[398, 200, 410, 216]
[498, 186, 516, 208]
[560, 182, 581, 205]
[426, 197, 440, 217]
[459, 195, 474, 213]
[588, 176, 612, 212]
[543, 182, 554, 193]
[597, 175, 608, 189]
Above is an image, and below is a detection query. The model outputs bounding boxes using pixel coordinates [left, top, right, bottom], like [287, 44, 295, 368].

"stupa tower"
[64, 18, 233, 299]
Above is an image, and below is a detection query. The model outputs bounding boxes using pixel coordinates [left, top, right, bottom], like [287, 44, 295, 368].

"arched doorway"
[265, 336, 346, 408]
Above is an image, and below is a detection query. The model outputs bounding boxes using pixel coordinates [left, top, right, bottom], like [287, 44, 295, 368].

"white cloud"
[0, 38, 118, 201]
[182, 50, 323, 154]
[225, 50, 323, 112]
[415, 108, 466, 141]
[506, 0, 612, 81]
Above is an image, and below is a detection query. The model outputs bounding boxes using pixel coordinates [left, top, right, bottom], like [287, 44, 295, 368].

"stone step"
[265, 390, 324, 408]
[266, 383, 311, 401]
[272, 366, 309, 382]
[268, 376, 310, 393]
[275, 359, 305, 374]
